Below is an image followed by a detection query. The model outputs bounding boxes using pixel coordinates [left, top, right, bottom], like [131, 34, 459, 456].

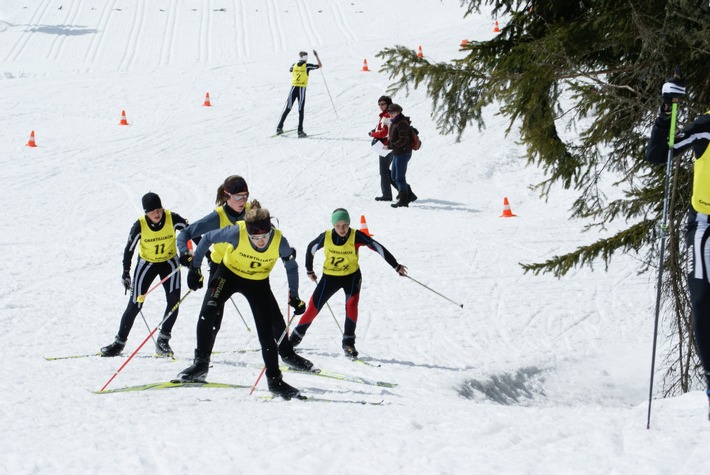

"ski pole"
[646, 99, 679, 430]
[137, 265, 181, 303]
[230, 297, 252, 332]
[313, 49, 339, 119]
[310, 277, 343, 334]
[405, 275, 464, 308]
[249, 300, 296, 395]
[139, 309, 158, 346]
[99, 290, 193, 392]
[326, 302, 344, 334]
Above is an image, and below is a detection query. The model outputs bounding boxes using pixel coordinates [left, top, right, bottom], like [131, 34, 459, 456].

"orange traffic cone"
[361, 59, 370, 72]
[26, 130, 37, 147]
[499, 197, 517, 218]
[493, 20, 501, 33]
[417, 45, 424, 58]
[359, 215, 373, 237]
[119, 110, 129, 126]
[203, 92, 211, 107]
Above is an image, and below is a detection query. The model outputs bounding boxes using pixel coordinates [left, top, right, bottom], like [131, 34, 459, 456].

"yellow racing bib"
[222, 221, 282, 280]
[322, 229, 359, 276]
[138, 211, 177, 263]
[291, 62, 309, 87]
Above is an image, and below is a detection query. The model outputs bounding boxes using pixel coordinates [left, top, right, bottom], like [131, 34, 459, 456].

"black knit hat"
[142, 192, 162, 212]
[378, 95, 392, 105]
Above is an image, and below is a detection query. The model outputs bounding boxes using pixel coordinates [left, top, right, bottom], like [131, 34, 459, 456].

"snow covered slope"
[0, 1, 706, 474]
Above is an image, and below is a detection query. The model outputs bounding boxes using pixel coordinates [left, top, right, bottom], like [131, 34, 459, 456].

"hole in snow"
[458, 367, 546, 405]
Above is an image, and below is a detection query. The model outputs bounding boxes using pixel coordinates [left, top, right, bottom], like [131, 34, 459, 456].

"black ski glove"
[178, 250, 192, 267]
[660, 76, 686, 115]
[122, 270, 131, 291]
[289, 296, 306, 315]
[187, 267, 204, 291]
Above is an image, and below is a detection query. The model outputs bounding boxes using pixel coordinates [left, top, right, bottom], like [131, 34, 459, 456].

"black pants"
[379, 152, 394, 199]
[117, 257, 181, 341]
[277, 86, 307, 132]
[195, 265, 296, 378]
[687, 212, 710, 387]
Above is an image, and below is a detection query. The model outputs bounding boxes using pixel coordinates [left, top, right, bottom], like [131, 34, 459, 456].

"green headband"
[331, 209, 350, 226]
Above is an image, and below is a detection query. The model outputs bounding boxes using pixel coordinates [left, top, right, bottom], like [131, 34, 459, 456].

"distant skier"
[177, 200, 314, 400]
[289, 208, 407, 358]
[646, 77, 710, 400]
[275, 50, 322, 138]
[100, 192, 189, 358]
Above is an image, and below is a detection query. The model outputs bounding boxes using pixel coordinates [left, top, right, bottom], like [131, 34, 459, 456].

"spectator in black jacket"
[386, 103, 418, 208]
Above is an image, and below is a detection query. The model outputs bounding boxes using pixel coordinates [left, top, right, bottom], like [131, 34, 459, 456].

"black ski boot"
[276, 127, 284, 135]
[100, 337, 126, 357]
[289, 329, 304, 348]
[155, 332, 174, 358]
[175, 350, 210, 382]
[342, 335, 359, 358]
[267, 374, 301, 400]
[281, 352, 315, 372]
[298, 130, 308, 138]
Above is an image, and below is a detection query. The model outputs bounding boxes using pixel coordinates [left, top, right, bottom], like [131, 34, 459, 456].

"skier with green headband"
[290, 208, 407, 358]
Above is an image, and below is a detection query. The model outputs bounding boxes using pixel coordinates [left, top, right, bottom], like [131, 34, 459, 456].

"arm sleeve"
[646, 113, 710, 164]
[355, 230, 399, 268]
[371, 123, 389, 140]
[279, 236, 300, 298]
[176, 212, 220, 254]
[192, 226, 239, 268]
[171, 212, 189, 232]
[304, 233, 326, 272]
[645, 114, 672, 165]
[122, 220, 141, 272]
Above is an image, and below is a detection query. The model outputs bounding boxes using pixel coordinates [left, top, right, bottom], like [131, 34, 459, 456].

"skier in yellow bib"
[646, 77, 710, 401]
[290, 208, 408, 358]
[177, 175, 250, 342]
[276, 50, 322, 138]
[100, 192, 189, 358]
[177, 200, 315, 400]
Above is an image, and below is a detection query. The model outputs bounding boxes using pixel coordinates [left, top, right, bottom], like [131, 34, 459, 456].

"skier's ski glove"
[122, 270, 131, 291]
[661, 77, 685, 115]
[179, 251, 192, 267]
[187, 267, 204, 291]
[289, 297, 306, 315]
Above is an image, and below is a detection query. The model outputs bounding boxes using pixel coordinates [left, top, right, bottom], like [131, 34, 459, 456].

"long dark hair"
[215, 175, 248, 205]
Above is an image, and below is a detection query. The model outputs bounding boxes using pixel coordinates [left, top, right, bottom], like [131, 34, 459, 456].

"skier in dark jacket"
[177, 175, 249, 343]
[386, 103, 418, 208]
[289, 208, 407, 358]
[646, 78, 710, 396]
[100, 192, 189, 358]
[177, 200, 314, 400]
